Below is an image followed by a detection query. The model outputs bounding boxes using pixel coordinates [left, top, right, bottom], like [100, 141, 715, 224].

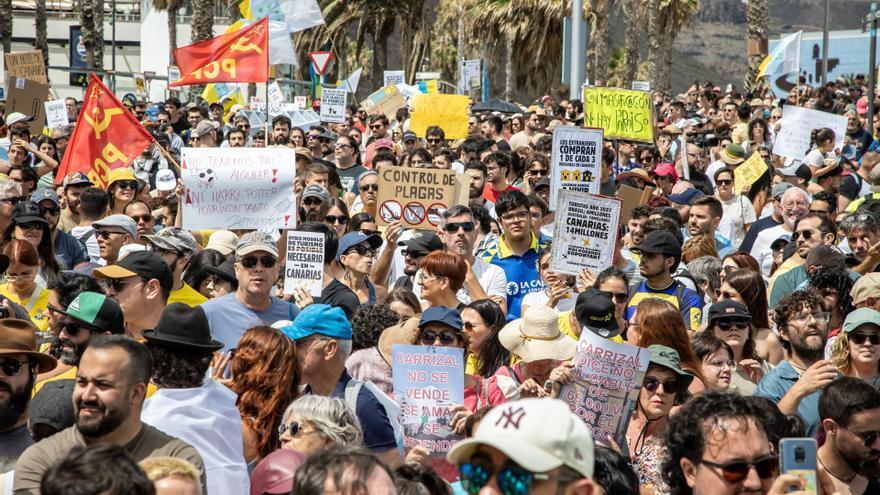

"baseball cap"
[294, 147, 312, 160]
[535, 177, 551, 190]
[29, 379, 76, 433]
[301, 184, 329, 201]
[666, 188, 704, 206]
[62, 172, 93, 189]
[575, 289, 620, 338]
[236, 231, 279, 258]
[205, 230, 239, 256]
[373, 138, 394, 150]
[280, 304, 352, 340]
[93, 251, 174, 295]
[195, 119, 220, 137]
[143, 227, 199, 257]
[337, 231, 383, 261]
[447, 398, 594, 479]
[92, 214, 138, 239]
[851, 273, 880, 307]
[418, 307, 463, 331]
[57, 291, 125, 333]
[155, 169, 177, 192]
[11, 201, 48, 225]
[707, 300, 751, 326]
[843, 307, 880, 334]
[249, 449, 307, 495]
[653, 163, 678, 182]
[398, 230, 443, 254]
[771, 182, 794, 199]
[6, 112, 33, 126]
[31, 189, 60, 207]
[631, 230, 681, 259]
[402, 131, 418, 142]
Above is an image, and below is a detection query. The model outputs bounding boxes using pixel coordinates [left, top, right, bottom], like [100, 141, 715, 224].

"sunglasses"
[129, 213, 153, 223]
[791, 229, 816, 241]
[402, 249, 427, 259]
[361, 229, 379, 236]
[96, 230, 124, 240]
[426, 138, 443, 143]
[303, 197, 323, 206]
[240, 256, 277, 269]
[459, 460, 578, 495]
[697, 455, 778, 484]
[643, 376, 680, 394]
[18, 222, 46, 231]
[369, 124, 384, 130]
[0, 358, 28, 377]
[359, 184, 379, 192]
[324, 215, 349, 225]
[100, 278, 138, 293]
[715, 319, 750, 331]
[277, 421, 302, 437]
[0, 197, 22, 206]
[307, 134, 320, 140]
[528, 168, 549, 176]
[716, 179, 733, 186]
[58, 320, 99, 338]
[850, 332, 880, 346]
[40, 206, 61, 216]
[345, 245, 375, 257]
[849, 428, 880, 447]
[444, 221, 475, 233]
[115, 180, 139, 190]
[419, 329, 459, 345]
[603, 291, 628, 304]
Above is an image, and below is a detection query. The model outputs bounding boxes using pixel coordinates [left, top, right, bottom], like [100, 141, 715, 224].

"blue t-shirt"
[54, 230, 89, 270]
[202, 292, 299, 351]
[625, 280, 703, 332]
[329, 370, 397, 452]
[479, 233, 547, 321]
[755, 360, 831, 438]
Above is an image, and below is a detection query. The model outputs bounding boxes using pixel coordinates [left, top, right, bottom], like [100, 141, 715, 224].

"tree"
[191, 0, 215, 43]
[80, 0, 105, 69]
[0, 0, 10, 54]
[589, 0, 610, 84]
[622, 0, 640, 86]
[35, 0, 49, 72]
[645, 0, 699, 94]
[151, 0, 183, 64]
[746, 0, 768, 90]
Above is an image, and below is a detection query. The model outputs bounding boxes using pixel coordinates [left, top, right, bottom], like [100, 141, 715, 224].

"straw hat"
[378, 317, 421, 365]
[499, 306, 577, 362]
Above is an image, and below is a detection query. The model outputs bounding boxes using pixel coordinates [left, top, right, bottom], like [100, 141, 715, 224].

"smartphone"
[779, 438, 817, 495]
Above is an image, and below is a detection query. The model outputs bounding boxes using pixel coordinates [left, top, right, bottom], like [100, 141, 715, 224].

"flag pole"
[156, 142, 182, 176]
[265, 53, 270, 147]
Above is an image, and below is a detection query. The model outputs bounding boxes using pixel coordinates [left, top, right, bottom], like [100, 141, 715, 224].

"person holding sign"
[626, 345, 694, 495]
[337, 231, 385, 305]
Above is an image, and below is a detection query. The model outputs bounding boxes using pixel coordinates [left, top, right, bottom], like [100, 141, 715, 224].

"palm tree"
[746, 0, 768, 90]
[151, 0, 183, 64]
[80, 0, 105, 69]
[0, 0, 11, 54]
[622, 0, 640, 86]
[646, 0, 699, 94]
[191, 0, 215, 43]
[589, 0, 610, 85]
[35, 0, 48, 72]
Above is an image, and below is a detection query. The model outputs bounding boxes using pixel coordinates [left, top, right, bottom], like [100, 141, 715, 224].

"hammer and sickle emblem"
[230, 34, 263, 55]
[83, 107, 123, 140]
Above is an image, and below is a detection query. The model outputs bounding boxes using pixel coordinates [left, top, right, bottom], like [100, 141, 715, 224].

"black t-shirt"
[171, 117, 189, 136]
[840, 173, 865, 201]
[318, 279, 360, 320]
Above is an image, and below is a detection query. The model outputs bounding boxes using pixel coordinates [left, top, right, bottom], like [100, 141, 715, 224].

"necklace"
[818, 452, 856, 483]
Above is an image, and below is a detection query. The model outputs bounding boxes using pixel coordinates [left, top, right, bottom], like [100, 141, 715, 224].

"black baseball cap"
[707, 300, 751, 325]
[398, 230, 444, 254]
[575, 289, 620, 338]
[93, 251, 174, 295]
[631, 230, 682, 259]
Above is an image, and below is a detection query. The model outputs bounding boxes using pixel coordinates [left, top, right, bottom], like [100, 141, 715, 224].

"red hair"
[3, 239, 40, 267]
[230, 326, 299, 460]
[635, 299, 705, 383]
[420, 251, 467, 292]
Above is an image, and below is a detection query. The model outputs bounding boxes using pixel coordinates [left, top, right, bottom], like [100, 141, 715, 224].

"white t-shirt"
[70, 225, 101, 263]
[750, 224, 791, 277]
[411, 257, 507, 305]
[719, 194, 757, 247]
[705, 159, 725, 187]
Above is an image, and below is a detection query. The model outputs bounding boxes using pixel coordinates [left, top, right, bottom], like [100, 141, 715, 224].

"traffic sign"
[309, 51, 333, 76]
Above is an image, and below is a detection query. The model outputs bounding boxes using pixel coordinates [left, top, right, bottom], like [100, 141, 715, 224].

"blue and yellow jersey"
[479, 233, 548, 321]
[624, 280, 703, 331]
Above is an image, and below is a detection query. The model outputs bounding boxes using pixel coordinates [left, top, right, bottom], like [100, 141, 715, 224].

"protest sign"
[319, 87, 347, 123]
[283, 231, 325, 297]
[460, 59, 481, 91]
[734, 152, 769, 193]
[44, 99, 68, 129]
[133, 73, 147, 97]
[376, 166, 458, 228]
[6, 77, 49, 135]
[384, 70, 405, 87]
[551, 191, 621, 276]
[293, 95, 307, 110]
[4, 50, 47, 85]
[618, 184, 655, 222]
[249, 96, 264, 110]
[392, 344, 464, 458]
[180, 147, 297, 230]
[267, 81, 284, 105]
[549, 126, 603, 210]
[772, 105, 847, 159]
[410, 94, 469, 140]
[559, 330, 650, 446]
[362, 85, 408, 120]
[583, 87, 653, 143]
[167, 66, 181, 88]
[631, 81, 651, 91]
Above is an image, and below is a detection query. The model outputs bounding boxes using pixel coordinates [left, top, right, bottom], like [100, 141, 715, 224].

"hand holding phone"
[779, 438, 817, 495]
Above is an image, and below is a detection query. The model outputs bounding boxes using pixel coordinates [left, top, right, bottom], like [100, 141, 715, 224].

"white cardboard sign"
[319, 87, 347, 123]
[549, 126, 604, 211]
[283, 231, 325, 297]
[772, 105, 847, 159]
[551, 191, 621, 276]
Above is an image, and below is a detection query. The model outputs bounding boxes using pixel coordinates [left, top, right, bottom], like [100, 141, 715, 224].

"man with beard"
[751, 186, 811, 277]
[14, 335, 205, 492]
[768, 215, 839, 309]
[465, 161, 495, 213]
[482, 152, 518, 204]
[57, 173, 93, 233]
[271, 115, 292, 145]
[842, 212, 880, 275]
[0, 319, 57, 472]
[756, 288, 837, 437]
[818, 376, 880, 495]
[33, 292, 125, 394]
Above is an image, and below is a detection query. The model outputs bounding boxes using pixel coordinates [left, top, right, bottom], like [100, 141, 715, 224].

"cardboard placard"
[617, 184, 655, 221]
[583, 87, 653, 143]
[734, 152, 769, 193]
[551, 191, 621, 276]
[283, 231, 325, 297]
[375, 166, 458, 228]
[362, 85, 408, 119]
[772, 105, 847, 159]
[549, 126, 603, 211]
[410, 94, 469, 140]
[319, 87, 347, 123]
[4, 50, 47, 85]
[6, 77, 49, 135]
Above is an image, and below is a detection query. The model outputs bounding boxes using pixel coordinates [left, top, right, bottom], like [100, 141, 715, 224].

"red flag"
[55, 73, 154, 188]
[170, 18, 269, 87]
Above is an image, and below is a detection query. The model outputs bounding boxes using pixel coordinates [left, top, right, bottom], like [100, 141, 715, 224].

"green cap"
[842, 308, 880, 334]
[647, 344, 694, 390]
[60, 292, 125, 334]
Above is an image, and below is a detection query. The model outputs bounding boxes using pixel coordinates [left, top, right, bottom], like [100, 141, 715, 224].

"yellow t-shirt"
[0, 284, 51, 333]
[168, 283, 208, 307]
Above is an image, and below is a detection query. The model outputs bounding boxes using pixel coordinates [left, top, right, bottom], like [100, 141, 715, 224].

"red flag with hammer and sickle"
[170, 17, 269, 87]
[55, 73, 154, 188]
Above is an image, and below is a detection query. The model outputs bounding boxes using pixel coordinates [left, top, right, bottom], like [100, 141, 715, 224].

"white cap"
[447, 398, 594, 478]
[5, 112, 33, 126]
[206, 230, 239, 256]
[118, 243, 148, 260]
[155, 169, 176, 192]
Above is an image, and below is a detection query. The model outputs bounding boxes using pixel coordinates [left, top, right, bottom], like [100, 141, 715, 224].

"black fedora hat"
[143, 303, 223, 352]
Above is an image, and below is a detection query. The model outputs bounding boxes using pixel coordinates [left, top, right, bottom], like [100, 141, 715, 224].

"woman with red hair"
[0, 239, 50, 332]
[417, 251, 468, 312]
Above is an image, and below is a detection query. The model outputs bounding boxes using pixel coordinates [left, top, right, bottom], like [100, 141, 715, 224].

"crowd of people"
[1, 75, 880, 495]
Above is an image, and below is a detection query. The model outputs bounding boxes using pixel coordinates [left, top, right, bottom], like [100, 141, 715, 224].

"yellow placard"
[583, 87, 653, 143]
[410, 94, 469, 140]
[733, 152, 769, 193]
[426, 80, 439, 94]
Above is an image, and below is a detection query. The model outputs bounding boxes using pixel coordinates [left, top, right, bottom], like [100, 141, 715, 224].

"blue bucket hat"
[336, 231, 383, 262]
[281, 304, 352, 341]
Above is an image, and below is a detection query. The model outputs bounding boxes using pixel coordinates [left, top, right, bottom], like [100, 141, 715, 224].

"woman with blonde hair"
[830, 308, 880, 387]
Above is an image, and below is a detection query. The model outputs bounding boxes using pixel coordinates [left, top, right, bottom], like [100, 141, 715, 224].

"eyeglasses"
[0, 197, 22, 206]
[782, 202, 808, 210]
[459, 459, 579, 495]
[697, 454, 778, 484]
[849, 332, 880, 346]
[716, 179, 733, 186]
[18, 222, 45, 231]
[239, 256, 277, 269]
[0, 358, 28, 377]
[129, 213, 153, 223]
[115, 180, 138, 190]
[791, 229, 817, 241]
[277, 421, 302, 437]
[58, 320, 99, 338]
[403, 249, 427, 259]
[359, 184, 379, 192]
[500, 211, 529, 222]
[96, 230, 124, 240]
[715, 319, 750, 331]
[40, 206, 61, 216]
[790, 311, 829, 323]
[643, 376, 680, 394]
[706, 359, 737, 371]
[324, 215, 349, 225]
[345, 245, 375, 257]
[419, 329, 459, 345]
[444, 221, 475, 233]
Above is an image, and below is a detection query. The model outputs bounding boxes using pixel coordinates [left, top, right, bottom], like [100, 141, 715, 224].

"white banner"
[319, 87, 347, 123]
[283, 231, 325, 296]
[549, 126, 604, 211]
[551, 191, 621, 276]
[383, 70, 405, 87]
[772, 105, 847, 159]
[181, 148, 297, 230]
